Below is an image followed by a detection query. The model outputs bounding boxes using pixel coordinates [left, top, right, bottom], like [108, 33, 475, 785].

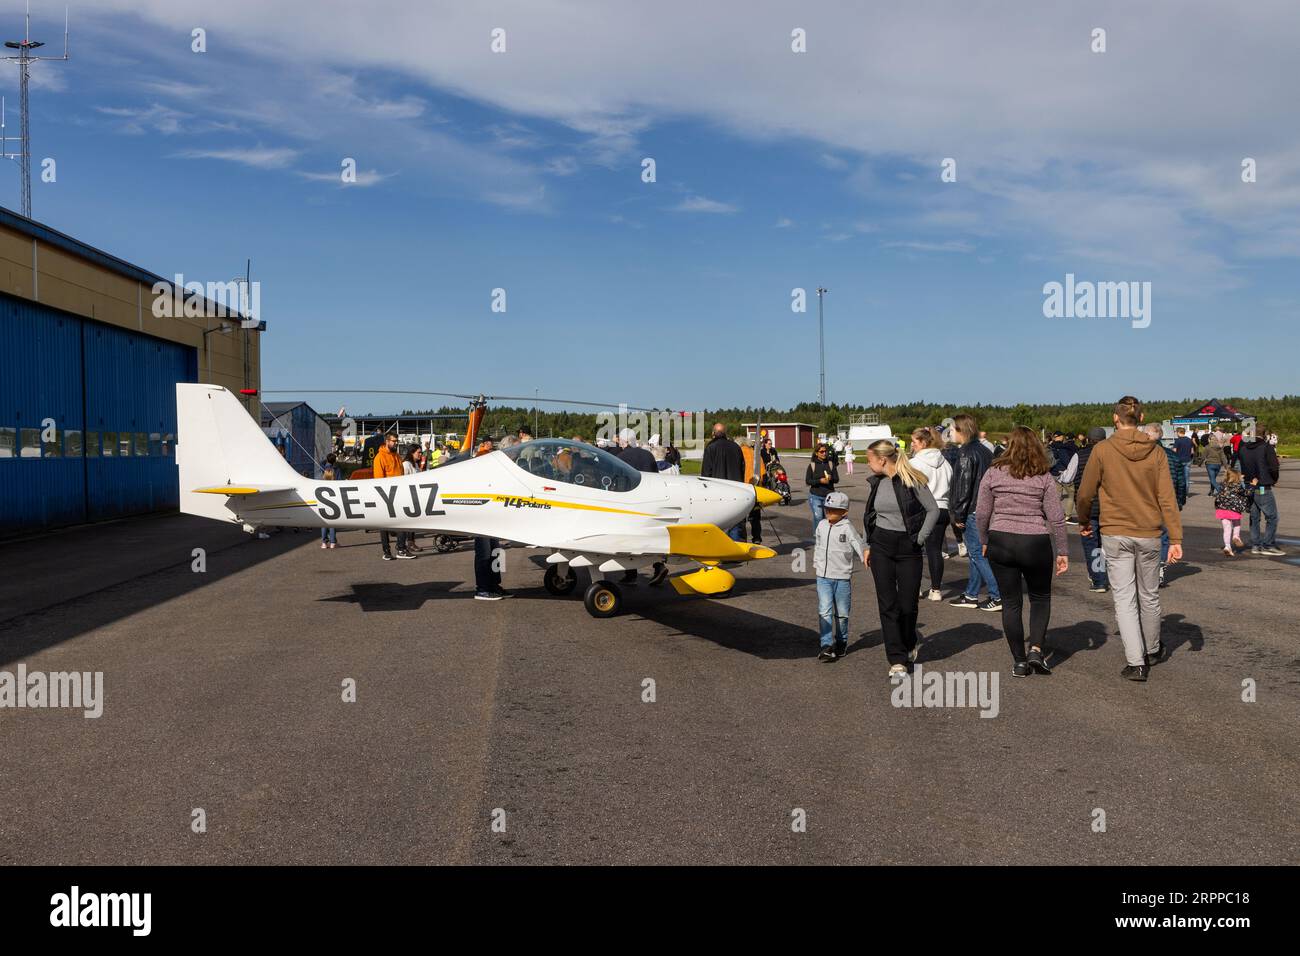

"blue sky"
[12, 0, 1300, 413]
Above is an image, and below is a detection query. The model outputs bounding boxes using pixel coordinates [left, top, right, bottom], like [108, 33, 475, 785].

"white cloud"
[176, 146, 299, 168]
[883, 239, 975, 254]
[64, 0, 1300, 273]
[297, 168, 395, 187]
[544, 156, 580, 176]
[673, 195, 738, 214]
[775, 217, 794, 228]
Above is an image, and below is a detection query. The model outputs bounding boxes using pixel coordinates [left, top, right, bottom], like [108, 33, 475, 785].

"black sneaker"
[818, 646, 837, 662]
[474, 591, 503, 601]
[833, 640, 847, 658]
[490, 587, 513, 599]
[1027, 648, 1052, 674]
[1120, 664, 1149, 682]
[648, 563, 670, 587]
[949, 594, 980, 609]
[1012, 661, 1031, 678]
[1145, 643, 1166, 667]
[382, 553, 395, 561]
[395, 550, 417, 560]
[978, 598, 1002, 612]
[1089, 583, 1109, 593]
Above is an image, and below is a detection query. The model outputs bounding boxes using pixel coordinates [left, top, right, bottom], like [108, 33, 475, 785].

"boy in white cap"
[814, 491, 866, 662]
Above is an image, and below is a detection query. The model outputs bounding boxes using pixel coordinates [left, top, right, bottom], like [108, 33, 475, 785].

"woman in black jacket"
[805, 443, 839, 538]
[862, 439, 939, 678]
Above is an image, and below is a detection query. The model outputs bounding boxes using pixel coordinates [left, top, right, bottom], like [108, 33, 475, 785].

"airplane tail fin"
[176, 384, 305, 523]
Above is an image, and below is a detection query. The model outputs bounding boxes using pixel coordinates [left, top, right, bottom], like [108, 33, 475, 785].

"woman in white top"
[843, 439, 854, 475]
[401, 446, 422, 552]
[909, 426, 954, 600]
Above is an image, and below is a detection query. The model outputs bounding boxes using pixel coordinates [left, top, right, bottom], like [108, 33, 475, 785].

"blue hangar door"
[83, 322, 197, 522]
[0, 293, 198, 536]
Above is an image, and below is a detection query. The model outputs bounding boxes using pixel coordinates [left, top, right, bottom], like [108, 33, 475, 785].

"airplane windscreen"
[503, 439, 643, 492]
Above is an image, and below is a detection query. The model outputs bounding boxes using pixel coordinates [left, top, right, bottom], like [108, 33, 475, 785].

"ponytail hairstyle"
[910, 426, 939, 451]
[1113, 395, 1143, 427]
[868, 439, 928, 489]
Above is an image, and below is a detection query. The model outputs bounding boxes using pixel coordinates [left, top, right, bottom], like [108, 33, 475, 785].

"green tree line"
[392, 395, 1299, 447]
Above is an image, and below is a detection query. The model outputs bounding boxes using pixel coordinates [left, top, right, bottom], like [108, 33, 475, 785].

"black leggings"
[985, 530, 1054, 662]
[923, 508, 950, 590]
[869, 528, 924, 666]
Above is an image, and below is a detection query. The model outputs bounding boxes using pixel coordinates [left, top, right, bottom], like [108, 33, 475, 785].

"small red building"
[742, 422, 817, 450]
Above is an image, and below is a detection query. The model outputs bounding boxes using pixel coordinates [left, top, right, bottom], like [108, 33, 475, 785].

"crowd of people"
[806, 397, 1286, 683]
[310, 404, 1284, 682]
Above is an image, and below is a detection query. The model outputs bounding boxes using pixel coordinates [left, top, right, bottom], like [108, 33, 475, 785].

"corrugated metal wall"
[0, 292, 197, 536]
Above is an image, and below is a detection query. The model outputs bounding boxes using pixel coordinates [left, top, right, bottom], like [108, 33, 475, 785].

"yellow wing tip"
[192, 486, 262, 495]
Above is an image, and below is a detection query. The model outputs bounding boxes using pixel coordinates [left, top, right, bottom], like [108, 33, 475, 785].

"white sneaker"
[927, 588, 942, 602]
[957, 542, 968, 557]
[888, 664, 907, 680]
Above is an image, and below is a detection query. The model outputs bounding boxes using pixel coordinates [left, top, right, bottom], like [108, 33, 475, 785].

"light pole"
[2, 5, 69, 219]
[815, 287, 828, 405]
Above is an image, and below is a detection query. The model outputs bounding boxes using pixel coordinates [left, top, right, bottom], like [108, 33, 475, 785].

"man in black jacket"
[701, 424, 745, 481]
[948, 413, 1002, 611]
[1238, 425, 1284, 556]
[701, 423, 747, 540]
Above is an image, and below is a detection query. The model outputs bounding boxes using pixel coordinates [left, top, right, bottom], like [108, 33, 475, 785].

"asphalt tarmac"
[1, 459, 1297, 865]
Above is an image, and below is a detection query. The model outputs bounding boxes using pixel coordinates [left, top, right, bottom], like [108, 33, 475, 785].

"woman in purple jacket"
[975, 426, 1069, 677]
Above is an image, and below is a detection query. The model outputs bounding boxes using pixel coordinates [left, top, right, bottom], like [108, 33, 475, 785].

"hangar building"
[0, 207, 263, 537]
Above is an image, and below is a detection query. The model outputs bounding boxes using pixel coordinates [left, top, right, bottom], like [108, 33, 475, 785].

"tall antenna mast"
[2, 3, 70, 218]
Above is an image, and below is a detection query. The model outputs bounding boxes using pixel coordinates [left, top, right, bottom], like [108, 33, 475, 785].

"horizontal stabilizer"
[192, 485, 297, 496]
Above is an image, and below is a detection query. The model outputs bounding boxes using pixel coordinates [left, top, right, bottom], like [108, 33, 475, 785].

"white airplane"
[177, 384, 780, 617]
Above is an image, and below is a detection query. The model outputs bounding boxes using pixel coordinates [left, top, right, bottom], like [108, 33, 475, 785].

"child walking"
[813, 491, 865, 662]
[1214, 467, 1249, 557]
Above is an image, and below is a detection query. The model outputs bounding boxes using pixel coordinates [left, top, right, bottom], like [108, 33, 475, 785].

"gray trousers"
[1102, 535, 1162, 665]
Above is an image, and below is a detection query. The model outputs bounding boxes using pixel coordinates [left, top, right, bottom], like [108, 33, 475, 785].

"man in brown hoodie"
[1076, 396, 1183, 681]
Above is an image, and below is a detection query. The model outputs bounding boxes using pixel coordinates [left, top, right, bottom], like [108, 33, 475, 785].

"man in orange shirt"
[740, 439, 765, 545]
[373, 432, 414, 560]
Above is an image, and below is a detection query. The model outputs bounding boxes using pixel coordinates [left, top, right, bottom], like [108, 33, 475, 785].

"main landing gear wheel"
[433, 534, 458, 553]
[544, 565, 578, 596]
[583, 579, 623, 618]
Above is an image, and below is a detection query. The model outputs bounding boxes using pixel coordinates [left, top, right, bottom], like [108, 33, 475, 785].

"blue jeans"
[1250, 487, 1279, 548]
[808, 494, 827, 537]
[1180, 460, 1193, 494]
[816, 576, 852, 647]
[1160, 527, 1170, 564]
[962, 519, 1000, 600]
[726, 523, 745, 541]
[1205, 462, 1222, 494]
[321, 527, 337, 545]
[1081, 522, 1108, 587]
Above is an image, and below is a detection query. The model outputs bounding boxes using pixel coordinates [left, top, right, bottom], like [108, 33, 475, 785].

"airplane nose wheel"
[543, 565, 578, 596]
[583, 579, 623, 618]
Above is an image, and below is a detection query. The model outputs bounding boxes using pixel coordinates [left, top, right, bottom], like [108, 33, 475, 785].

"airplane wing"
[540, 523, 775, 596]
[542, 523, 774, 563]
